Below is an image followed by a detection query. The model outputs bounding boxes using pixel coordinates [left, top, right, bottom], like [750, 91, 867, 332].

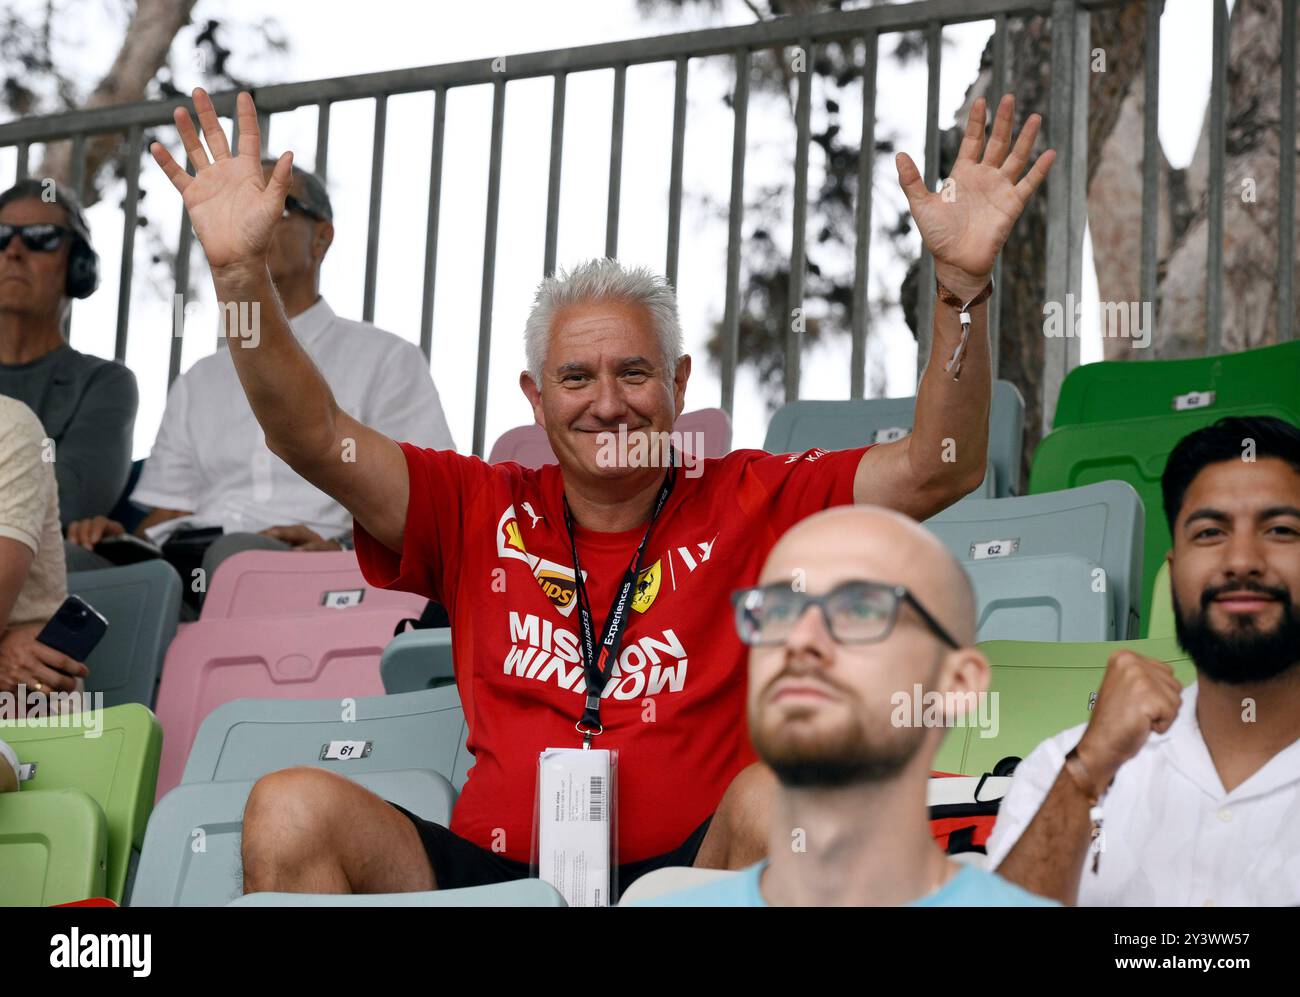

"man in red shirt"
[150, 87, 1053, 898]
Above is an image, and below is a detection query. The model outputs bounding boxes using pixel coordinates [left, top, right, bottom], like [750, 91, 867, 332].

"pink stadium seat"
[487, 407, 733, 468]
[152, 608, 395, 800]
[200, 550, 426, 621]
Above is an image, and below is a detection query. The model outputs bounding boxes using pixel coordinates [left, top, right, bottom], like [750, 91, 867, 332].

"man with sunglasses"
[66, 159, 455, 584]
[0, 180, 138, 529]
[641, 505, 1053, 905]
[145, 88, 1052, 898]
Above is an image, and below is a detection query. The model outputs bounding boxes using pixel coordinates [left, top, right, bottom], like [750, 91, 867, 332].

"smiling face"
[0, 197, 71, 320]
[1170, 456, 1300, 684]
[520, 297, 690, 484]
[745, 506, 987, 789]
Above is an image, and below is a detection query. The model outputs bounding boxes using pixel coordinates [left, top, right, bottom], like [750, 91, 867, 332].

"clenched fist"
[1075, 651, 1184, 788]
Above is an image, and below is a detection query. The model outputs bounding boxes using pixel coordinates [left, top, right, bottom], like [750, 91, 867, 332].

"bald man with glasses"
[642, 505, 1055, 906]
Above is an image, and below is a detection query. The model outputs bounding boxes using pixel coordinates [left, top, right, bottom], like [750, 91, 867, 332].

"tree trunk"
[37, 0, 198, 203]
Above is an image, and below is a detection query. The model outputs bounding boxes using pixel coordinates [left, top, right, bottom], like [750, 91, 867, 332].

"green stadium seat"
[132, 769, 455, 906]
[69, 560, 182, 709]
[181, 686, 472, 793]
[1027, 404, 1300, 623]
[926, 480, 1144, 639]
[380, 628, 455, 694]
[0, 703, 160, 905]
[0, 788, 107, 906]
[1146, 560, 1177, 639]
[229, 879, 566, 907]
[932, 636, 1198, 776]
[1052, 341, 1300, 429]
[762, 379, 1025, 496]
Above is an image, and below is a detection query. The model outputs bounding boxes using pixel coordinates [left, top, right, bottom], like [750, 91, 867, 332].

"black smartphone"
[35, 595, 109, 663]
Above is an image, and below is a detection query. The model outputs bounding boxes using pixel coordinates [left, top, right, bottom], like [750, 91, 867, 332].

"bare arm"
[994, 763, 1095, 906]
[149, 89, 409, 551]
[855, 93, 1054, 519]
[0, 537, 33, 632]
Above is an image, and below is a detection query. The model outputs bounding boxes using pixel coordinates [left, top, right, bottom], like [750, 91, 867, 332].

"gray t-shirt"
[0, 343, 137, 527]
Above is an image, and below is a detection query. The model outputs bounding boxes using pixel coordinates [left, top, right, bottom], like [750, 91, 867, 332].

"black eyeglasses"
[0, 223, 71, 253]
[731, 579, 961, 649]
[281, 195, 328, 222]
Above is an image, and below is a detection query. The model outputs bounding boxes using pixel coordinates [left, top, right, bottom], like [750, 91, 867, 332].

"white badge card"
[533, 748, 617, 907]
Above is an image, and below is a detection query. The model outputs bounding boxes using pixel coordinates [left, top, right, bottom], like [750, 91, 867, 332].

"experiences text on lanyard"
[563, 451, 677, 748]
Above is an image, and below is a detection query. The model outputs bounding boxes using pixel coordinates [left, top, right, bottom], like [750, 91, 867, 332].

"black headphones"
[0, 178, 100, 299]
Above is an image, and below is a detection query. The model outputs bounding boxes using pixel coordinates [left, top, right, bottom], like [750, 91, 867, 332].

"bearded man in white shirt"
[988, 415, 1300, 907]
[66, 160, 455, 581]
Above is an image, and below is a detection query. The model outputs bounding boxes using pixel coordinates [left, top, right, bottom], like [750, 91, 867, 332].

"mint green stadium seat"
[381, 628, 455, 694]
[0, 703, 160, 904]
[932, 636, 1198, 776]
[762, 379, 1025, 497]
[1052, 340, 1300, 429]
[0, 788, 107, 906]
[1027, 405, 1300, 624]
[229, 879, 566, 907]
[181, 686, 472, 793]
[1146, 560, 1177, 639]
[926, 481, 1144, 639]
[131, 768, 454, 906]
[69, 560, 181, 709]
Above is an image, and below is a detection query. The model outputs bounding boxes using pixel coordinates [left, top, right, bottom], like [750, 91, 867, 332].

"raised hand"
[896, 93, 1055, 301]
[149, 89, 293, 275]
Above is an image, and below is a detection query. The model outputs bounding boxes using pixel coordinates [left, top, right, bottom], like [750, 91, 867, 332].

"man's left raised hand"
[896, 93, 1055, 302]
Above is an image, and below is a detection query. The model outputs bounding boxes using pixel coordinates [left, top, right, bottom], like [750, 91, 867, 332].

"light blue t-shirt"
[635, 862, 1058, 907]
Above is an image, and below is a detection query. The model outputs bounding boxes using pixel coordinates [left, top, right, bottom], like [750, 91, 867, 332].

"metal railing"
[0, 0, 1288, 449]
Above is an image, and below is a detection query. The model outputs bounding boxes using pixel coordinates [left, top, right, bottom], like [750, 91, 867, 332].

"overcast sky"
[1, 0, 1224, 459]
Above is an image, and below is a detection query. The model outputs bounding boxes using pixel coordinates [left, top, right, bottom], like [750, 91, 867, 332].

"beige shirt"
[0, 395, 67, 627]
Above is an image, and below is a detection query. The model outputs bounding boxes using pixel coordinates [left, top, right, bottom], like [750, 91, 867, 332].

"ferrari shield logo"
[631, 559, 662, 613]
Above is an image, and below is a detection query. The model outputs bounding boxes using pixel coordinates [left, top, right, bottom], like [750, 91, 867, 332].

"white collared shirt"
[986, 682, 1300, 906]
[133, 297, 455, 536]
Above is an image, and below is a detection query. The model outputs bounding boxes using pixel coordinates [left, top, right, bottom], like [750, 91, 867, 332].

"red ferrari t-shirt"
[354, 444, 870, 863]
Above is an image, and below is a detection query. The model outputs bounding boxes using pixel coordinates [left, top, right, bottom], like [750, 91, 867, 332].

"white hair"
[523, 258, 683, 384]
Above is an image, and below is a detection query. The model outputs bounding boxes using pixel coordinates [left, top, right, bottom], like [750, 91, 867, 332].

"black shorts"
[387, 800, 712, 903]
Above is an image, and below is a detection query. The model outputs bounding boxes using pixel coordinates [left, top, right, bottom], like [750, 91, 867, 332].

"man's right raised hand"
[1074, 650, 1184, 791]
[149, 89, 293, 275]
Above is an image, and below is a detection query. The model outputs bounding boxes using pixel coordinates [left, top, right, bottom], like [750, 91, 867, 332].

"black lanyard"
[563, 454, 676, 746]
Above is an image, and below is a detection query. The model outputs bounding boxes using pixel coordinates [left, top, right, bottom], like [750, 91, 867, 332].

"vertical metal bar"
[1042, 0, 1078, 434]
[606, 65, 626, 259]
[1140, 0, 1162, 356]
[917, 21, 941, 383]
[786, 39, 814, 403]
[665, 56, 689, 289]
[720, 49, 751, 418]
[989, 14, 1008, 378]
[315, 100, 331, 178]
[544, 73, 566, 277]
[15, 143, 29, 181]
[70, 134, 87, 200]
[257, 110, 271, 150]
[1206, 0, 1228, 353]
[1279, 0, 1296, 341]
[170, 157, 194, 386]
[419, 88, 447, 360]
[473, 79, 507, 458]
[115, 126, 143, 363]
[363, 94, 388, 323]
[851, 31, 878, 400]
[1066, 7, 1090, 374]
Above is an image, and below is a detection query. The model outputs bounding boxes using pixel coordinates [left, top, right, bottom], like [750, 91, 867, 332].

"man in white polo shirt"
[989, 416, 1300, 906]
[66, 160, 455, 584]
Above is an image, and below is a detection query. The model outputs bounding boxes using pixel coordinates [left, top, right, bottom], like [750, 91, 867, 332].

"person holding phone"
[0, 395, 89, 700]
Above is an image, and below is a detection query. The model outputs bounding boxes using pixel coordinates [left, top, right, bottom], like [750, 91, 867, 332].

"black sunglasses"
[281, 195, 328, 222]
[731, 579, 962, 650]
[0, 223, 72, 253]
